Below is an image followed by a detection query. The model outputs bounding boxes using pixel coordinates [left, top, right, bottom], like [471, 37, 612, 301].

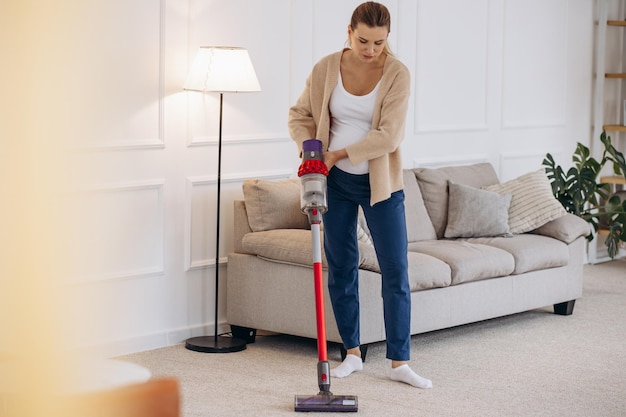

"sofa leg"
[230, 325, 257, 344]
[340, 344, 368, 363]
[553, 300, 576, 316]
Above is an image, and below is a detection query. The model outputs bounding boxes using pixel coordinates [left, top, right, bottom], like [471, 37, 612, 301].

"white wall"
[2, 0, 597, 357]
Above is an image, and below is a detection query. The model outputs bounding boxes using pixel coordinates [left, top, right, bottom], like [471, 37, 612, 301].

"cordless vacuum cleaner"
[294, 139, 358, 413]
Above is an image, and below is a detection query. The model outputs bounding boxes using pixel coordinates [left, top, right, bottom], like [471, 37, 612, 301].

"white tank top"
[328, 71, 380, 175]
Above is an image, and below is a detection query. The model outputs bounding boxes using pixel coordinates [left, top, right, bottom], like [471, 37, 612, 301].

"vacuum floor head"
[294, 393, 358, 412]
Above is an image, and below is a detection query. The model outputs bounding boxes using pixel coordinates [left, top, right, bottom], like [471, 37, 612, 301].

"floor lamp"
[183, 46, 261, 353]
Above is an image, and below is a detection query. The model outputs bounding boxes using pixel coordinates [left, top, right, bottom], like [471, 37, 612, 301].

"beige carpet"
[119, 259, 626, 417]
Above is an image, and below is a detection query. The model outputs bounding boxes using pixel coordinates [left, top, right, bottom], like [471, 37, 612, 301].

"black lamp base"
[185, 335, 247, 353]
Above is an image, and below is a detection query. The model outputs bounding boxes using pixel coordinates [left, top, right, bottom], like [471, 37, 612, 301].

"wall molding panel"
[187, 133, 292, 147]
[82, 0, 166, 151]
[184, 169, 293, 271]
[68, 180, 165, 284]
[496, 151, 552, 181]
[413, 154, 491, 169]
[500, 0, 568, 129]
[414, 0, 490, 133]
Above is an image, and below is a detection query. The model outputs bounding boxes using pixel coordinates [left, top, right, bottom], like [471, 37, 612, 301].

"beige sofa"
[226, 163, 590, 354]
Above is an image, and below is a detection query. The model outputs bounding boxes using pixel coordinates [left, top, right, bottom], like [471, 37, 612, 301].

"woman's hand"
[324, 149, 348, 171]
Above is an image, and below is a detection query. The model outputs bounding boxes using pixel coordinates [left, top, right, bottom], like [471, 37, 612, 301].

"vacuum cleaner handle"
[294, 140, 358, 411]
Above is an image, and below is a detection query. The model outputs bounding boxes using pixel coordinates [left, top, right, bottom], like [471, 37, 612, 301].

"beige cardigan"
[288, 49, 410, 205]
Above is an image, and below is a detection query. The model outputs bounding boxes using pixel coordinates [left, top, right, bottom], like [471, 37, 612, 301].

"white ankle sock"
[390, 364, 433, 389]
[330, 354, 363, 378]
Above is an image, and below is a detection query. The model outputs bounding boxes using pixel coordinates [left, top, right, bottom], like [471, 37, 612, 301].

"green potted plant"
[599, 132, 626, 257]
[543, 131, 626, 259]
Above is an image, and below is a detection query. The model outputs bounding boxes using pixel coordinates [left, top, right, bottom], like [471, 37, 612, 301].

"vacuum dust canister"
[298, 139, 328, 215]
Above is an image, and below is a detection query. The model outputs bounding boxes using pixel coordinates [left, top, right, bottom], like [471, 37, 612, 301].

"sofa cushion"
[356, 240, 378, 271]
[403, 170, 437, 242]
[463, 234, 569, 274]
[444, 182, 512, 238]
[357, 222, 373, 246]
[242, 229, 317, 265]
[408, 240, 515, 285]
[356, 207, 374, 246]
[242, 230, 452, 292]
[414, 163, 499, 239]
[407, 252, 452, 291]
[483, 169, 567, 234]
[242, 178, 310, 232]
[241, 229, 373, 270]
[530, 213, 591, 244]
[316, 235, 451, 291]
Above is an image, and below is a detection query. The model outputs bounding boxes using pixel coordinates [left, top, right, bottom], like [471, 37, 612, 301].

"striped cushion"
[484, 169, 566, 234]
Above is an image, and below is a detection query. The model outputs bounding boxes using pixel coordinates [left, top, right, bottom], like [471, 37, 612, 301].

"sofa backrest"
[402, 169, 437, 242]
[413, 163, 499, 239]
[234, 163, 501, 247]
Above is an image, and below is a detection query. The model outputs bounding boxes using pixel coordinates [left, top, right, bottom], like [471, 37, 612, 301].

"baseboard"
[72, 322, 233, 358]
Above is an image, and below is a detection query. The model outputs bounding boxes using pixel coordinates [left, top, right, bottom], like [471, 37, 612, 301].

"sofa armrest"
[233, 200, 253, 254]
[530, 213, 591, 244]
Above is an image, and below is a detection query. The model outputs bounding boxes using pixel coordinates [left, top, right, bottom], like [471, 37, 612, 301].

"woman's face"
[348, 23, 388, 64]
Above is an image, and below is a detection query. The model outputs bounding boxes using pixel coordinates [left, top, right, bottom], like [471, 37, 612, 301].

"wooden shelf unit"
[600, 175, 626, 185]
[595, 4, 626, 141]
[590, 1, 626, 264]
[603, 124, 626, 132]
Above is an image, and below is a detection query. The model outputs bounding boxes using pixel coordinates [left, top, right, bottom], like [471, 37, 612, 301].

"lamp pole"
[183, 47, 260, 353]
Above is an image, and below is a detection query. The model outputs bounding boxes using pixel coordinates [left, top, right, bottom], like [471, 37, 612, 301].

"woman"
[288, 2, 432, 389]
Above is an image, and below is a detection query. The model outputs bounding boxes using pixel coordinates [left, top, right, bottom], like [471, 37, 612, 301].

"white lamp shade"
[183, 46, 261, 93]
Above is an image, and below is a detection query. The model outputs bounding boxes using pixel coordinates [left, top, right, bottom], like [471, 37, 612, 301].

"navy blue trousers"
[323, 167, 411, 361]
